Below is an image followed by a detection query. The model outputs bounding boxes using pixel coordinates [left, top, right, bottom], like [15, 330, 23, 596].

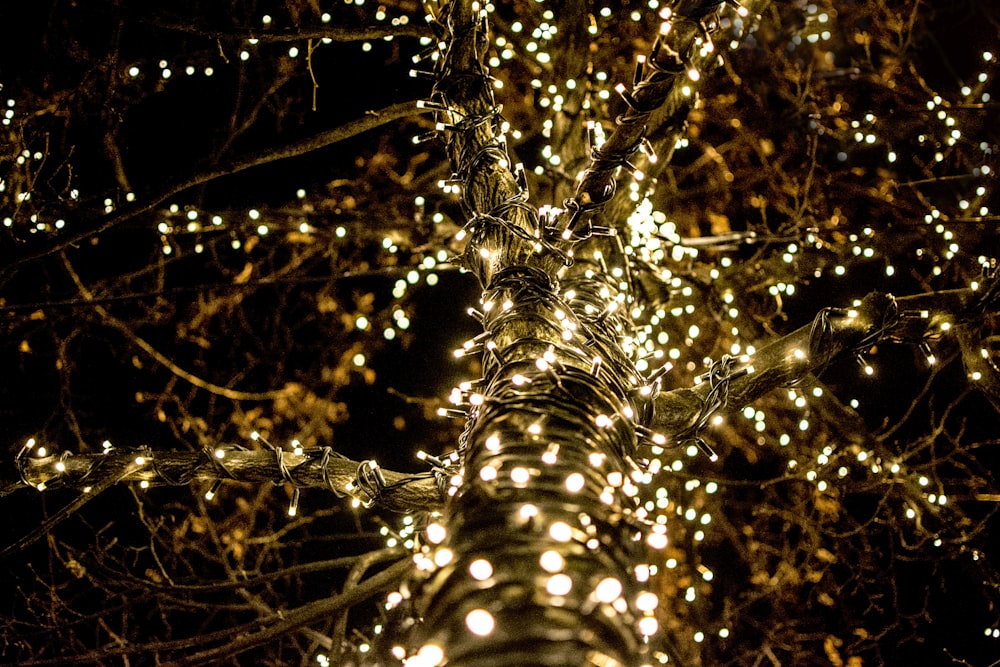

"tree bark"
[397, 2, 765, 665]
[1, 448, 443, 510]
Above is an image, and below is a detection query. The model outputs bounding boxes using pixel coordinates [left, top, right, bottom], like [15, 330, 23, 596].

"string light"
[390, 2, 781, 664]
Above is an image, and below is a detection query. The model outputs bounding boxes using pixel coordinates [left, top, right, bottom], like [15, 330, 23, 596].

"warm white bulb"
[426, 522, 447, 544]
[539, 550, 565, 572]
[465, 609, 496, 636]
[469, 559, 493, 580]
[636, 591, 659, 611]
[549, 522, 572, 542]
[638, 616, 659, 636]
[412, 644, 445, 667]
[595, 577, 623, 603]
[433, 548, 454, 567]
[546, 573, 573, 596]
[647, 532, 668, 549]
[565, 473, 585, 492]
[511, 467, 531, 484]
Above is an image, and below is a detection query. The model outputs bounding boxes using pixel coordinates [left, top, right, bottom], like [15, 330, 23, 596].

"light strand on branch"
[2, 442, 447, 513]
[0, 100, 429, 286]
[651, 274, 1000, 440]
[672, 354, 750, 461]
[561, 0, 765, 235]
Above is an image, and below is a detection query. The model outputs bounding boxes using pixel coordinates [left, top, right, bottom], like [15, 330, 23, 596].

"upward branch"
[393, 3, 768, 666]
[568, 0, 769, 231]
[431, 0, 548, 286]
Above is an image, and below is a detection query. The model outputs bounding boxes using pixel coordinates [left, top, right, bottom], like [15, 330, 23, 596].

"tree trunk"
[397, 2, 763, 665]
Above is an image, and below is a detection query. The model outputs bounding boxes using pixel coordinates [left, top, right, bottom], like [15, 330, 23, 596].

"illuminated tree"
[2, 1, 998, 666]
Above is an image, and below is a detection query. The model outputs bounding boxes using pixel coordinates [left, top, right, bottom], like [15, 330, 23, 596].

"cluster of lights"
[152, 191, 345, 255]
[143, 192, 450, 343]
[124, 9, 389, 76]
[506, 12, 559, 66]
[788, 3, 833, 48]
[803, 40, 997, 285]
[127, 59, 217, 81]
[455, 1, 998, 658]
[14, 437, 150, 496]
[2, 87, 13, 126]
[1, 82, 82, 234]
[912, 50, 996, 270]
[2, 7, 440, 240]
[384, 1, 786, 664]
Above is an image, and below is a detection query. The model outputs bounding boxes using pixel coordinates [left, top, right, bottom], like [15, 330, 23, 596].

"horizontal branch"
[653, 288, 987, 436]
[141, 18, 433, 43]
[1, 101, 427, 284]
[1, 447, 445, 513]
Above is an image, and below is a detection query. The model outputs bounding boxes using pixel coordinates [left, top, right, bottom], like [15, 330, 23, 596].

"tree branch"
[140, 19, 433, 43]
[653, 287, 989, 436]
[571, 0, 769, 227]
[1, 448, 444, 513]
[167, 556, 411, 667]
[60, 252, 287, 401]
[11, 556, 412, 666]
[1, 101, 428, 285]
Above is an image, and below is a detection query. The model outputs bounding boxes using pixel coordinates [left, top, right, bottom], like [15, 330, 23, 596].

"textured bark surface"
[401, 1, 768, 665]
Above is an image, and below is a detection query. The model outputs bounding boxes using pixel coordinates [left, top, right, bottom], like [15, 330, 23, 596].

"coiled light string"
[385, 1, 762, 665]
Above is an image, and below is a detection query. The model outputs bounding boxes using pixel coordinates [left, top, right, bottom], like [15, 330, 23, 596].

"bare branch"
[11, 557, 412, 667]
[1, 101, 428, 285]
[140, 18, 433, 43]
